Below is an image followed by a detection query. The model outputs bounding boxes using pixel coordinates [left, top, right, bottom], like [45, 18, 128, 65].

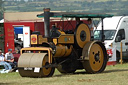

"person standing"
[76, 17, 83, 25]
[0, 50, 12, 73]
[87, 18, 94, 40]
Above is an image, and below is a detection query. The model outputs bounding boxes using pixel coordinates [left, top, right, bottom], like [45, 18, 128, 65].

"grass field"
[0, 63, 128, 85]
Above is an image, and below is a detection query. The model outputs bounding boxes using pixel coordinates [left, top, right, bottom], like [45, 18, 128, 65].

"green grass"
[0, 63, 128, 85]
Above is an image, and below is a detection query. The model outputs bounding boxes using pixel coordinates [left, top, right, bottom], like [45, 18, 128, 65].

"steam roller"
[18, 8, 108, 78]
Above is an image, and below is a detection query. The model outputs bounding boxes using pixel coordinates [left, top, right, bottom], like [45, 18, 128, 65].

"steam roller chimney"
[43, 8, 50, 38]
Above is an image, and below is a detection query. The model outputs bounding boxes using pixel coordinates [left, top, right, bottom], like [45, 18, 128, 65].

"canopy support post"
[101, 18, 104, 42]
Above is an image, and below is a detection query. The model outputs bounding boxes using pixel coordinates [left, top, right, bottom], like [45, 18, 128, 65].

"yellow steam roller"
[18, 8, 113, 77]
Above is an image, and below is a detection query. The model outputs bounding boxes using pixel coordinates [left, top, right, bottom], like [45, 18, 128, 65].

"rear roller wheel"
[82, 41, 107, 73]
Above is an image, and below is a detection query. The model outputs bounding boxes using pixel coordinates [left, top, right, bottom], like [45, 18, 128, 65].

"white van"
[94, 16, 128, 61]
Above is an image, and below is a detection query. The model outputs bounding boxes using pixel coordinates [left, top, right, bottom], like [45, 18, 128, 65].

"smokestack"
[43, 8, 50, 38]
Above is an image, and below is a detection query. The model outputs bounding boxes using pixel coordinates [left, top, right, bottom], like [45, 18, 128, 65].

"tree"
[0, 0, 4, 20]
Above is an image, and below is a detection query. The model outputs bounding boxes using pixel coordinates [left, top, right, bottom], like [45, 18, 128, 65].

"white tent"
[0, 19, 4, 23]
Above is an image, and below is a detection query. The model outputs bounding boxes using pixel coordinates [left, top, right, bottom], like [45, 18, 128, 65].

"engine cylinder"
[54, 45, 72, 57]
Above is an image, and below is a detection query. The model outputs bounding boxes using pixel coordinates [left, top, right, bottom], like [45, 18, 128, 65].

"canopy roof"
[37, 12, 113, 18]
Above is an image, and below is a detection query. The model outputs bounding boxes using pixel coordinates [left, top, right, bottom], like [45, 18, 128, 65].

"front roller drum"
[82, 41, 107, 73]
[18, 53, 55, 77]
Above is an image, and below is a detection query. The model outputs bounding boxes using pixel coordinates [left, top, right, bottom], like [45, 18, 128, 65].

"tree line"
[1, 0, 128, 19]
[0, 0, 4, 20]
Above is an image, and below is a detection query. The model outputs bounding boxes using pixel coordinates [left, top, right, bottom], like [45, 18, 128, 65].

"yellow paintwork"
[89, 43, 104, 71]
[38, 35, 48, 44]
[53, 38, 57, 45]
[20, 47, 52, 63]
[76, 24, 91, 48]
[42, 55, 53, 76]
[31, 34, 38, 44]
[58, 34, 74, 44]
[58, 30, 65, 35]
[31, 30, 74, 45]
[54, 44, 72, 57]
[31, 35, 49, 45]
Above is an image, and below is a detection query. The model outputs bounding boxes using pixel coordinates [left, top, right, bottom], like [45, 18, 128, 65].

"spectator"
[76, 17, 83, 25]
[0, 50, 12, 73]
[87, 18, 94, 40]
[76, 17, 80, 25]
[5, 49, 17, 69]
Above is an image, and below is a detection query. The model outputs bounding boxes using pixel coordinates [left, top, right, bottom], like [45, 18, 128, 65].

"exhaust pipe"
[43, 8, 50, 38]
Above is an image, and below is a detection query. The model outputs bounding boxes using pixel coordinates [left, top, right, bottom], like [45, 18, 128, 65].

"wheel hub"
[94, 52, 100, 62]
[80, 30, 86, 41]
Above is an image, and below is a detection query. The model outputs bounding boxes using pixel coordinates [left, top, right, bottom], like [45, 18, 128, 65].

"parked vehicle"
[94, 16, 128, 61]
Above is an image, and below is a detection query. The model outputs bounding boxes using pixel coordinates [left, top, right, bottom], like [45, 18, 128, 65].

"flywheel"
[18, 53, 55, 77]
[74, 23, 91, 48]
[82, 41, 107, 73]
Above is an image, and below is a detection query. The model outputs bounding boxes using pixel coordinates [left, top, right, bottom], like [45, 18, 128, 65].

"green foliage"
[2, 0, 128, 16]
[0, 0, 4, 19]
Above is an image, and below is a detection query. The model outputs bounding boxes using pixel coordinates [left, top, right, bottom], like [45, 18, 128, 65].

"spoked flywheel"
[18, 53, 55, 77]
[82, 41, 107, 73]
